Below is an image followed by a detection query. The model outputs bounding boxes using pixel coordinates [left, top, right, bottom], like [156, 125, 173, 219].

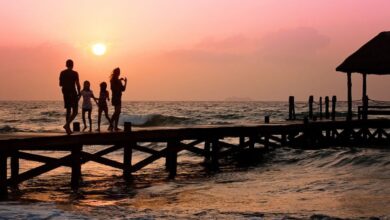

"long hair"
[110, 68, 120, 82]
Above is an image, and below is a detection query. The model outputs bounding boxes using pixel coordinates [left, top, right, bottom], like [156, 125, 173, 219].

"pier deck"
[0, 119, 389, 199]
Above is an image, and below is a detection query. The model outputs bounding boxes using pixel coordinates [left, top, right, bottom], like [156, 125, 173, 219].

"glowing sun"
[92, 43, 106, 56]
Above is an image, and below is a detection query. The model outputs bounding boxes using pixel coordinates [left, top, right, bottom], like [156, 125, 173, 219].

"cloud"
[260, 27, 330, 62]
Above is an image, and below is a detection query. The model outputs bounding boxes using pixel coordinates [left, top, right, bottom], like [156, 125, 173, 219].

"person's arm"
[92, 91, 99, 105]
[59, 72, 63, 87]
[75, 72, 81, 96]
[122, 77, 127, 91]
[107, 91, 110, 101]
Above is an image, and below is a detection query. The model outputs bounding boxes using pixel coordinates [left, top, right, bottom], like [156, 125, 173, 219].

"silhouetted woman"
[109, 67, 127, 131]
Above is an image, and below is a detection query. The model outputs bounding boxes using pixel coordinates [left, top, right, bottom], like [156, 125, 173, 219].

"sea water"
[0, 101, 389, 219]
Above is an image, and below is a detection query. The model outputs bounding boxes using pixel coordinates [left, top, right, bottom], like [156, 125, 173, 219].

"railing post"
[0, 150, 8, 200]
[123, 122, 133, 181]
[289, 96, 295, 120]
[71, 145, 82, 191]
[331, 96, 337, 121]
[73, 122, 80, 132]
[308, 96, 314, 119]
[325, 96, 330, 119]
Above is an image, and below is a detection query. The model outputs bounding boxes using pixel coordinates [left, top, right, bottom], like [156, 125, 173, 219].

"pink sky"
[0, 0, 389, 101]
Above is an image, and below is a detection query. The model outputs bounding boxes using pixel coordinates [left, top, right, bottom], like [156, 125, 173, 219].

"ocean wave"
[271, 148, 390, 169]
[119, 114, 195, 127]
[0, 125, 23, 133]
[40, 110, 62, 117]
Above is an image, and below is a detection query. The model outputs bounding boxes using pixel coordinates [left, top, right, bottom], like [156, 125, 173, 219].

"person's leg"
[66, 107, 71, 122]
[104, 108, 111, 124]
[97, 108, 102, 131]
[88, 110, 92, 132]
[82, 109, 87, 131]
[114, 105, 121, 130]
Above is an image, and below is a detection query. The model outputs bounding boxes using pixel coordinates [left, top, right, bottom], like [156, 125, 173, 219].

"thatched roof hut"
[337, 31, 390, 74]
[336, 31, 390, 120]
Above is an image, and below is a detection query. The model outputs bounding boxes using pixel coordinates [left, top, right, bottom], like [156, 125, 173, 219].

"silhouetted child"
[79, 81, 98, 132]
[97, 82, 111, 132]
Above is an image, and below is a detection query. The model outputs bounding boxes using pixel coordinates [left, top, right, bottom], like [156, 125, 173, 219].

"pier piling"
[0, 150, 7, 199]
[309, 96, 314, 119]
[331, 96, 337, 121]
[325, 96, 330, 119]
[71, 145, 82, 191]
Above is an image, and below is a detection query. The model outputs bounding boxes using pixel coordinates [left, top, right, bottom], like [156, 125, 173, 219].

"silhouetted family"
[59, 59, 127, 134]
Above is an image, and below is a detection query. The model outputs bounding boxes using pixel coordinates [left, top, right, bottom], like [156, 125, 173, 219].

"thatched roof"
[336, 31, 390, 74]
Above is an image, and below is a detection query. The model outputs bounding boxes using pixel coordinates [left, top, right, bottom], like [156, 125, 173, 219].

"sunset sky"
[0, 0, 389, 101]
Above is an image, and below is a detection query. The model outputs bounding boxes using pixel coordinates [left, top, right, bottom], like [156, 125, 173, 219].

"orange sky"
[0, 0, 389, 101]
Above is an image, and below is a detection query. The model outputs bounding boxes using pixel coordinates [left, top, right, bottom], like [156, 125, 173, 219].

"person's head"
[100, 82, 107, 91]
[66, 59, 74, 69]
[83, 80, 90, 91]
[110, 67, 120, 81]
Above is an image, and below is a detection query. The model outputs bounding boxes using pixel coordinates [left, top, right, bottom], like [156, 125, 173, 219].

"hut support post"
[289, 96, 295, 120]
[319, 97, 323, 119]
[0, 150, 7, 199]
[347, 72, 352, 121]
[362, 74, 368, 120]
[71, 145, 82, 191]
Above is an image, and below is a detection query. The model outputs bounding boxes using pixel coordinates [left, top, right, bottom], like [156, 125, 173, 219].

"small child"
[97, 82, 112, 132]
[79, 80, 98, 132]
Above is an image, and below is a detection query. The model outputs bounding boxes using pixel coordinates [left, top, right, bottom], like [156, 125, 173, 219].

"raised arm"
[122, 77, 127, 91]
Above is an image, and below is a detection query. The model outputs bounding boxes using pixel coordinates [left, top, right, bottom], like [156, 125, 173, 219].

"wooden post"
[0, 150, 7, 199]
[308, 96, 314, 119]
[211, 139, 219, 169]
[73, 122, 80, 132]
[204, 141, 211, 161]
[264, 115, 270, 124]
[325, 96, 330, 119]
[319, 97, 323, 120]
[71, 145, 82, 191]
[167, 141, 178, 179]
[347, 72, 352, 121]
[239, 136, 245, 148]
[123, 122, 132, 181]
[289, 96, 295, 120]
[249, 136, 255, 150]
[362, 74, 368, 120]
[281, 133, 287, 146]
[331, 96, 337, 121]
[11, 150, 19, 189]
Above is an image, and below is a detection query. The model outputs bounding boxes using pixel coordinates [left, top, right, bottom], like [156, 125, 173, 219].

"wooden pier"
[0, 119, 390, 199]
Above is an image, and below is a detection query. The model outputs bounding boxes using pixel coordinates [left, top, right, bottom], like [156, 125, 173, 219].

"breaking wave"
[119, 114, 196, 127]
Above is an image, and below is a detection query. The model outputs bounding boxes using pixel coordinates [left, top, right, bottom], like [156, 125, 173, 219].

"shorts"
[63, 92, 78, 109]
[112, 97, 121, 106]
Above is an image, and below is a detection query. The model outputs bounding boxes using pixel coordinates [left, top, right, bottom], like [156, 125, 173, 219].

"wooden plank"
[131, 149, 167, 173]
[18, 151, 66, 165]
[7, 154, 72, 186]
[132, 144, 160, 155]
[81, 152, 123, 169]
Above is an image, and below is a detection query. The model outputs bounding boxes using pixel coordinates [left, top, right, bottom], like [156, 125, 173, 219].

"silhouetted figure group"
[59, 59, 127, 134]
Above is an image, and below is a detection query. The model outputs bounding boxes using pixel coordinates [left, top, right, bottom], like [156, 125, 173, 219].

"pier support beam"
[211, 139, 220, 169]
[123, 122, 133, 181]
[11, 150, 19, 189]
[0, 150, 7, 199]
[167, 141, 178, 179]
[204, 141, 211, 161]
[71, 145, 82, 191]
[325, 96, 330, 119]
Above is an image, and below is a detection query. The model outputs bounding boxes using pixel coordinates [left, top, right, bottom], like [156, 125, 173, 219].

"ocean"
[0, 101, 389, 219]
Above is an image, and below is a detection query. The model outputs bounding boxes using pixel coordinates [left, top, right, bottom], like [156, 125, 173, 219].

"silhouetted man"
[59, 59, 81, 134]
